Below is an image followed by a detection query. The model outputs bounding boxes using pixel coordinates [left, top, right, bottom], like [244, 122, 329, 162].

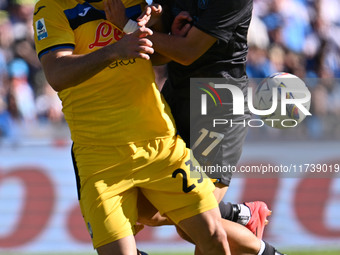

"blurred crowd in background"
[0, 0, 339, 142]
[0, 0, 65, 141]
[247, 0, 340, 140]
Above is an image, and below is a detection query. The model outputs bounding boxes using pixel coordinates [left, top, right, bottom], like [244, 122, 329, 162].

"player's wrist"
[103, 43, 120, 62]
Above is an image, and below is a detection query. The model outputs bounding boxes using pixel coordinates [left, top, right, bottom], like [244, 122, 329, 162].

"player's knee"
[178, 209, 229, 255]
[212, 223, 228, 247]
[175, 226, 194, 244]
[203, 220, 229, 255]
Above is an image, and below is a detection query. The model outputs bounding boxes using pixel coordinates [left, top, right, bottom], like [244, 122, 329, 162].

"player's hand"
[113, 27, 154, 60]
[104, 0, 129, 30]
[137, 3, 162, 27]
[171, 11, 192, 37]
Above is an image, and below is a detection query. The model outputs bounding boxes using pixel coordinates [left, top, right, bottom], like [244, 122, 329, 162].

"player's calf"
[178, 207, 230, 255]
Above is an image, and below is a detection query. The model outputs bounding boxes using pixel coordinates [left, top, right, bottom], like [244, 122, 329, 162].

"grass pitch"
[163, 252, 340, 255]
[3, 251, 340, 255]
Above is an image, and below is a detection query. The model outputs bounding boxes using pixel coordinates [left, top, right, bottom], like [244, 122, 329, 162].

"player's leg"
[137, 136, 230, 255]
[137, 177, 268, 241]
[213, 182, 271, 239]
[173, 211, 262, 255]
[175, 213, 285, 255]
[178, 207, 230, 255]
[141, 183, 231, 255]
[81, 186, 140, 255]
[171, 77, 270, 236]
[96, 235, 137, 255]
[138, 183, 283, 255]
[214, 183, 229, 202]
[217, 186, 271, 239]
[78, 188, 141, 255]
[192, 116, 271, 238]
[162, 78, 270, 237]
[137, 189, 172, 226]
[223, 221, 286, 255]
[221, 219, 261, 254]
[96, 236, 151, 255]
[71, 144, 142, 255]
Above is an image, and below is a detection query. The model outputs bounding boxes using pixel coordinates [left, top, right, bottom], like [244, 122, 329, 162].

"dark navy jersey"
[158, 0, 253, 91]
[159, 0, 253, 172]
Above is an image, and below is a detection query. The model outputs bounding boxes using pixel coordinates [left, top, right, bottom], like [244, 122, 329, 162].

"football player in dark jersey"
[148, 0, 272, 240]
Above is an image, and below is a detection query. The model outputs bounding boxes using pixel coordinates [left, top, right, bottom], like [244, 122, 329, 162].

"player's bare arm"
[151, 13, 217, 66]
[104, 0, 129, 30]
[149, 11, 193, 66]
[40, 28, 154, 92]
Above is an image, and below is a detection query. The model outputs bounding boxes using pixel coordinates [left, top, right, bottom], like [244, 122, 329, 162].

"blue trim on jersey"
[38, 44, 75, 59]
[64, 2, 141, 30]
[64, 2, 105, 30]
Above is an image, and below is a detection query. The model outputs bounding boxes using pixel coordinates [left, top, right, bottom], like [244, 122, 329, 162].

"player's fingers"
[136, 11, 147, 22]
[136, 8, 151, 26]
[176, 11, 192, 22]
[134, 27, 153, 38]
[181, 23, 191, 35]
[138, 45, 154, 55]
[137, 17, 150, 27]
[151, 4, 162, 14]
[137, 52, 150, 60]
[138, 5, 152, 19]
[145, 5, 152, 16]
[138, 38, 153, 48]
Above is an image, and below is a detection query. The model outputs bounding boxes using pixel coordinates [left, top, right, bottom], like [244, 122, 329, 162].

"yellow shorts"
[71, 135, 217, 248]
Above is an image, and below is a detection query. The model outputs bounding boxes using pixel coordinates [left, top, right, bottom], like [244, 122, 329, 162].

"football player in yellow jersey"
[33, 0, 231, 255]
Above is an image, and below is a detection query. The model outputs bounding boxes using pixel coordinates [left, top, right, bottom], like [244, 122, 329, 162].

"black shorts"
[162, 78, 250, 186]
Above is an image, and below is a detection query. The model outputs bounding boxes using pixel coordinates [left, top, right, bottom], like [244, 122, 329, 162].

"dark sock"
[262, 241, 285, 255]
[261, 241, 275, 255]
[218, 201, 240, 222]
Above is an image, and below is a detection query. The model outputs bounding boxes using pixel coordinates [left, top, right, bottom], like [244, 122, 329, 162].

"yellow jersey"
[33, 0, 176, 145]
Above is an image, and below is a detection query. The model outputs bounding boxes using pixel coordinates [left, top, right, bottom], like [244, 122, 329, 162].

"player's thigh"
[139, 136, 217, 225]
[137, 190, 172, 226]
[80, 183, 139, 249]
[97, 235, 137, 255]
[214, 184, 229, 203]
[72, 143, 140, 249]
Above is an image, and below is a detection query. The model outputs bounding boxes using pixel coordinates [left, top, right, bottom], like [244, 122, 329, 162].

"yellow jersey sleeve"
[33, 0, 76, 59]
